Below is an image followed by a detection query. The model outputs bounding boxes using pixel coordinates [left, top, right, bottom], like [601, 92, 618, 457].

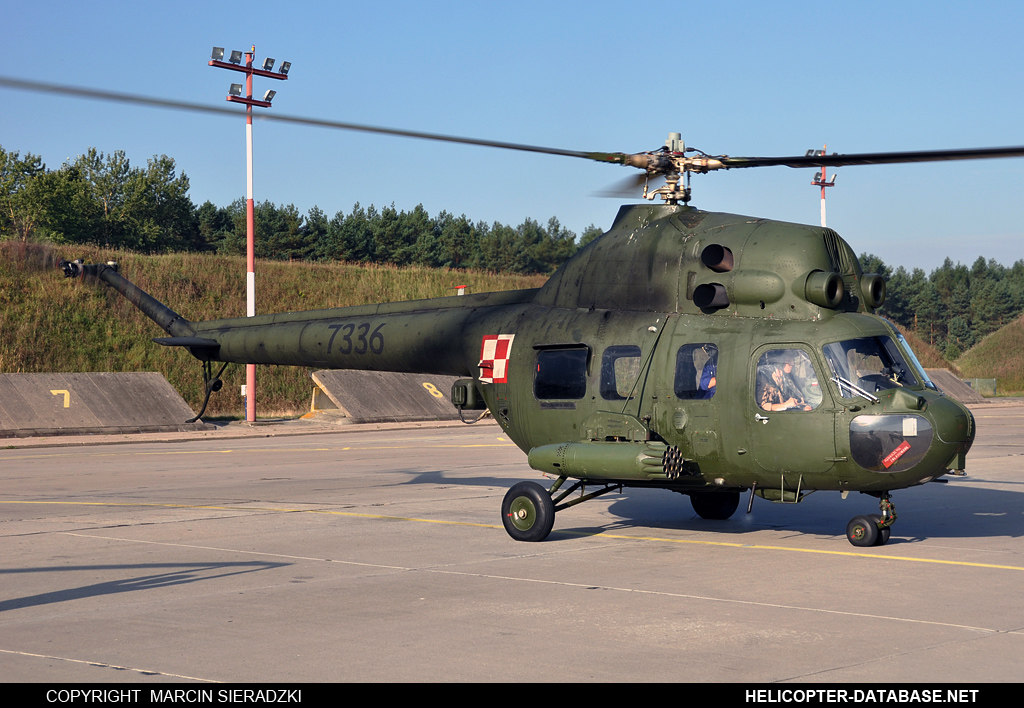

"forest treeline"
[860, 253, 1024, 359]
[3, 144, 1023, 358]
[0, 145, 601, 275]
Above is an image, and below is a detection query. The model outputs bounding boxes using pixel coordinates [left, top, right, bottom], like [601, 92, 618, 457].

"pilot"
[758, 355, 811, 412]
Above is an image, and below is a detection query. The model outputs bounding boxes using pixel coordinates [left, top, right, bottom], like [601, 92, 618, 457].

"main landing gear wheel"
[502, 481, 555, 542]
[689, 490, 741, 520]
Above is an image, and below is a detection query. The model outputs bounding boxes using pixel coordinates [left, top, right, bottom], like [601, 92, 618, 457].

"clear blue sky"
[3, 0, 1022, 272]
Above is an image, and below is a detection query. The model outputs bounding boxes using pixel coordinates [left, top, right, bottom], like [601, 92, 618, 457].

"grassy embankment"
[0, 241, 546, 416]
[895, 326, 960, 375]
[955, 315, 1024, 394]
[895, 319, 1024, 395]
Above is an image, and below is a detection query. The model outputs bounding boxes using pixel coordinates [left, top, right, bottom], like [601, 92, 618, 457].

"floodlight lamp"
[806, 149, 816, 157]
[229, 50, 243, 64]
[813, 172, 822, 182]
[263, 90, 276, 103]
[279, 61, 291, 75]
[829, 175, 837, 185]
[212, 47, 225, 61]
[263, 57, 275, 71]
[229, 83, 243, 96]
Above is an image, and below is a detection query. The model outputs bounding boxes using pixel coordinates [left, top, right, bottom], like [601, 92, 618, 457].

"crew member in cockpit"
[758, 355, 812, 412]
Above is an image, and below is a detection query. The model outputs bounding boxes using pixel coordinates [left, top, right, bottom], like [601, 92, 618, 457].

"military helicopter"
[32, 77, 1024, 546]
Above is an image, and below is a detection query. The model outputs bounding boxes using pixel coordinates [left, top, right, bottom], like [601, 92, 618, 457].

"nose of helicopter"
[926, 394, 975, 476]
[848, 391, 975, 481]
[928, 394, 975, 446]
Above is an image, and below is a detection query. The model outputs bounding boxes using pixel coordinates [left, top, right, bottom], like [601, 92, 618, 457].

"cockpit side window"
[755, 349, 823, 411]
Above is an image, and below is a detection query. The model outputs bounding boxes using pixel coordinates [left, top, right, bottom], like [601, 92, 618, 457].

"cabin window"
[675, 344, 718, 400]
[600, 345, 642, 400]
[755, 349, 822, 411]
[534, 348, 588, 400]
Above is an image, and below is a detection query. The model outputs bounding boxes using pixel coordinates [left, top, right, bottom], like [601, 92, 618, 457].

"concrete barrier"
[306, 370, 463, 424]
[925, 369, 988, 404]
[0, 372, 211, 437]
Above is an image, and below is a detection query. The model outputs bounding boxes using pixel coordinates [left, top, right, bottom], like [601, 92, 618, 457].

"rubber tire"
[502, 481, 555, 542]
[690, 490, 741, 520]
[847, 515, 880, 547]
[868, 513, 891, 546]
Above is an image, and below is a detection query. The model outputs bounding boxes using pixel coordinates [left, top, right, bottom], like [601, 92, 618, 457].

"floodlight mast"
[808, 144, 837, 227]
[209, 46, 288, 422]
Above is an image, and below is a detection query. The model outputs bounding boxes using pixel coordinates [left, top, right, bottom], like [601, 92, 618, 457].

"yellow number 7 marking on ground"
[50, 389, 70, 408]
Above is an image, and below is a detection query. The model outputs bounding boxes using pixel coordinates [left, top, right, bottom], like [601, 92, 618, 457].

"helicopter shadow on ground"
[553, 481, 1024, 545]
[394, 468, 533, 491]
[0, 561, 288, 613]
[389, 468, 1024, 544]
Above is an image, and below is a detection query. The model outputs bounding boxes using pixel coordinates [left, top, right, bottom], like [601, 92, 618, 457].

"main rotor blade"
[592, 172, 654, 198]
[721, 146, 1024, 169]
[7, 75, 1024, 173]
[0, 75, 627, 165]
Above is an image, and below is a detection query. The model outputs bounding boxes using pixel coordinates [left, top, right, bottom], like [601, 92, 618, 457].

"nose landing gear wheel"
[502, 481, 555, 542]
[868, 513, 891, 545]
[846, 515, 880, 547]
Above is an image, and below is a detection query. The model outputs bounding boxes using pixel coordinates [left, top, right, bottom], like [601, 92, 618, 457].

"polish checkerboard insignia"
[479, 334, 515, 384]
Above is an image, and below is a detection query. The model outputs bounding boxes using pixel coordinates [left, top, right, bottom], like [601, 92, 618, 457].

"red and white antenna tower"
[808, 145, 837, 227]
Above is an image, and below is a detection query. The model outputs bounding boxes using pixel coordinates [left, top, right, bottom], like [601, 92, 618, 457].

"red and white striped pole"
[244, 49, 257, 422]
[209, 45, 288, 422]
[810, 144, 837, 228]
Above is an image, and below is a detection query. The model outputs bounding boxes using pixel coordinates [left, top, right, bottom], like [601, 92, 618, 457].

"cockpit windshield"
[892, 330, 937, 391]
[823, 336, 920, 398]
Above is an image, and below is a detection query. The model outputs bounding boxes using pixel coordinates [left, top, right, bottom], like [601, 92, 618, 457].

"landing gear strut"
[846, 492, 896, 547]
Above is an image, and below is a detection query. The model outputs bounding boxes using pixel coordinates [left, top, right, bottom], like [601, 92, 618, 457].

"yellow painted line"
[0, 442, 516, 461]
[555, 529, 1024, 571]
[5, 500, 1024, 572]
[3, 500, 280, 512]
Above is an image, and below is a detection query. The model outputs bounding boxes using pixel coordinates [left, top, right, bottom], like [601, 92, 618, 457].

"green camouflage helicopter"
[36, 75, 1024, 546]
